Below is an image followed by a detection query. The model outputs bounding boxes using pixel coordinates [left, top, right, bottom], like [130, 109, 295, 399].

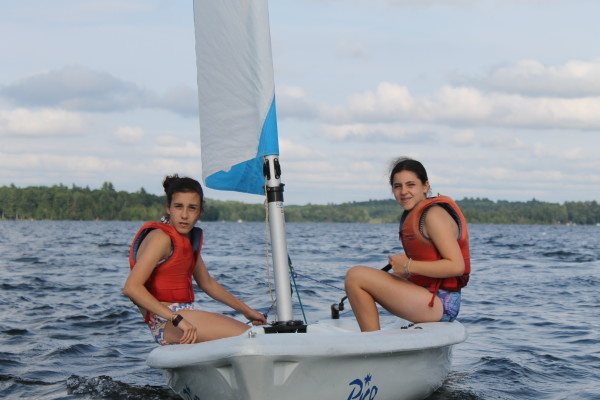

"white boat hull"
[147, 319, 467, 400]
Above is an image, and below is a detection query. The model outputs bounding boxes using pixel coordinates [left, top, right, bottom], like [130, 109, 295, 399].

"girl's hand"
[244, 309, 267, 326]
[177, 318, 198, 344]
[388, 254, 409, 277]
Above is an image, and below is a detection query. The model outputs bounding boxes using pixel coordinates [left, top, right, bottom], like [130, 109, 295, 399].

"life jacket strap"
[428, 279, 443, 307]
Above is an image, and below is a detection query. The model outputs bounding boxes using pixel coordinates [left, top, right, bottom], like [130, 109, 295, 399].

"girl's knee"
[345, 265, 370, 287]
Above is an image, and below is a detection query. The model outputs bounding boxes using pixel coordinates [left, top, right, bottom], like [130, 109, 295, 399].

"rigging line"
[288, 256, 308, 324]
[247, 302, 274, 325]
[291, 271, 346, 292]
[291, 264, 392, 293]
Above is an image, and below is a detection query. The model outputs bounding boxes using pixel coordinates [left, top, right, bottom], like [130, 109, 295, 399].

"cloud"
[1, 65, 150, 111]
[531, 142, 590, 161]
[321, 123, 437, 143]
[151, 136, 201, 158]
[114, 126, 144, 144]
[481, 59, 600, 97]
[450, 130, 475, 146]
[0, 151, 127, 173]
[7, 1, 155, 24]
[470, 166, 567, 184]
[385, 0, 473, 6]
[336, 39, 369, 59]
[129, 158, 203, 179]
[0, 65, 198, 117]
[0, 108, 85, 136]
[300, 59, 600, 142]
[156, 85, 199, 117]
[318, 81, 600, 130]
[481, 135, 527, 151]
[71, 1, 153, 15]
[320, 82, 416, 123]
[277, 86, 319, 119]
[279, 138, 324, 159]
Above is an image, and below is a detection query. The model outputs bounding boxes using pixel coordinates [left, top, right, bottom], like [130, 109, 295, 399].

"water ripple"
[0, 221, 598, 400]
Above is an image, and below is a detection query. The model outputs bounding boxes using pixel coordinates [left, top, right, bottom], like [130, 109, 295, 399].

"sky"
[1, 0, 599, 205]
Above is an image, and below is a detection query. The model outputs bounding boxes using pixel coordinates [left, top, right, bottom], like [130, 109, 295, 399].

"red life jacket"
[129, 221, 203, 304]
[399, 196, 470, 306]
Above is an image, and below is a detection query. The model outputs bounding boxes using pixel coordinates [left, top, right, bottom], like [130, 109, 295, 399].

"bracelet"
[403, 258, 412, 277]
[172, 314, 184, 327]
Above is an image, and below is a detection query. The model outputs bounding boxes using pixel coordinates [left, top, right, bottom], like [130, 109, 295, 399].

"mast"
[263, 155, 292, 322]
[193, 0, 304, 330]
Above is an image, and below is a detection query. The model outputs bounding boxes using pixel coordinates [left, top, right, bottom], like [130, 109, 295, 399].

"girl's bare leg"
[345, 266, 444, 332]
[164, 310, 250, 343]
[345, 266, 383, 331]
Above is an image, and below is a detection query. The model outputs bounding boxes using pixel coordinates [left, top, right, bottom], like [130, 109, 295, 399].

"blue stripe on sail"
[205, 97, 279, 195]
[257, 97, 279, 156]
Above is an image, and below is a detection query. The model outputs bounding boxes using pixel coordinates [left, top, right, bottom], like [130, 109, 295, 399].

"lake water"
[1, 221, 599, 399]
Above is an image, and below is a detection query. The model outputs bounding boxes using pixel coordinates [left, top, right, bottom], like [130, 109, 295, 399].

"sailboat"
[146, 1, 467, 399]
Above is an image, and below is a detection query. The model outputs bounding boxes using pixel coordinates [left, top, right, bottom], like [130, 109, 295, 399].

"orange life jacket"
[399, 196, 470, 306]
[129, 221, 203, 304]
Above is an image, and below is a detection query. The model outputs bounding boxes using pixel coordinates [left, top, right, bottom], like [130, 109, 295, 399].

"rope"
[288, 256, 308, 324]
[291, 271, 346, 292]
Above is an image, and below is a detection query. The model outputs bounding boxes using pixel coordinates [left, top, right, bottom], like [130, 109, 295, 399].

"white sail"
[194, 0, 279, 195]
[194, 0, 292, 321]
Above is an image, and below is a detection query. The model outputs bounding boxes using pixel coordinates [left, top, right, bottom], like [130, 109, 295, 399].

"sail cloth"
[193, 0, 279, 195]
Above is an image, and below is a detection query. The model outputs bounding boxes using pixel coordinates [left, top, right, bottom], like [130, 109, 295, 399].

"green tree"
[0, 184, 598, 224]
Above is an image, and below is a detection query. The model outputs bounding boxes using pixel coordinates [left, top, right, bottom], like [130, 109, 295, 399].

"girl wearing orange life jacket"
[344, 158, 470, 332]
[123, 174, 265, 345]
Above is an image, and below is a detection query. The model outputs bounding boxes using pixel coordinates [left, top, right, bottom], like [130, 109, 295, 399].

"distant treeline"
[0, 183, 599, 225]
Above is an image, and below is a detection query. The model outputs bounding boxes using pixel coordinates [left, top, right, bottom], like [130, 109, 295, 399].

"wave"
[11, 256, 44, 264]
[66, 375, 180, 400]
[2, 221, 598, 400]
[0, 374, 179, 400]
[45, 343, 99, 357]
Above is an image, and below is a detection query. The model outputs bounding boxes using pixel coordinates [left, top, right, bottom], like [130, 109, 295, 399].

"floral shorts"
[146, 302, 198, 345]
[437, 290, 461, 322]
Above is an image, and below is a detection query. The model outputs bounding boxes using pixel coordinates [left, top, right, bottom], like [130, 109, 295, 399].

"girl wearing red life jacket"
[344, 158, 470, 332]
[123, 174, 265, 345]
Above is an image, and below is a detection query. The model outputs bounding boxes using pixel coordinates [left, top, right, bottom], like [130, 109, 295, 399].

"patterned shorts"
[437, 290, 461, 322]
[146, 302, 198, 345]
